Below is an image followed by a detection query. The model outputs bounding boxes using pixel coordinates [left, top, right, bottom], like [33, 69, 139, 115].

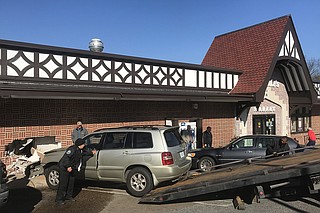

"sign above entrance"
[253, 106, 276, 112]
[268, 80, 280, 88]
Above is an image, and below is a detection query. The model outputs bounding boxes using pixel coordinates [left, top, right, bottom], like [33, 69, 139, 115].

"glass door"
[253, 114, 276, 135]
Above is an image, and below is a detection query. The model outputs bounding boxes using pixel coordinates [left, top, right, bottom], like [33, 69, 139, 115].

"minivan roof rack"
[94, 125, 175, 132]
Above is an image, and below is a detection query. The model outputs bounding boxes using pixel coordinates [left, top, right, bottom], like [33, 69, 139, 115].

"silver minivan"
[42, 126, 191, 197]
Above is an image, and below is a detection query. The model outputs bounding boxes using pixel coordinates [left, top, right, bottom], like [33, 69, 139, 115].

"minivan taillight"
[162, 152, 174, 165]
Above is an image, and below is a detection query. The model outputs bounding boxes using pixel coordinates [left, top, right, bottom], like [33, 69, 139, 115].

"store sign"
[253, 106, 276, 112]
[268, 80, 279, 88]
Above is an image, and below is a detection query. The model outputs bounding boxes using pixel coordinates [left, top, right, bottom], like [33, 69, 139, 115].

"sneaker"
[56, 201, 65, 206]
[66, 198, 76, 202]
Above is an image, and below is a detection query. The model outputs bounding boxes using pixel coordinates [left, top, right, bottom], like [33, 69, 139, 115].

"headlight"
[188, 153, 196, 157]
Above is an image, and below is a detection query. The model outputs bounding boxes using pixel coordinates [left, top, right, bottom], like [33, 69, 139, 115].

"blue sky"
[0, 0, 319, 64]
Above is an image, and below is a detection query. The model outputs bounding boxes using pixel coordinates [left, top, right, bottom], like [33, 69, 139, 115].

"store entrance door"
[170, 118, 202, 148]
[253, 114, 276, 135]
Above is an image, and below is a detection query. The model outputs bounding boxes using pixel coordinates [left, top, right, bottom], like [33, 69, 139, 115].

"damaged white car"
[4, 136, 60, 180]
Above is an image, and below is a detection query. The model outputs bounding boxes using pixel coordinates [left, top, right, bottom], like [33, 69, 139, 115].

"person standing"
[202, 126, 212, 148]
[71, 121, 88, 143]
[181, 125, 195, 151]
[307, 127, 316, 146]
[55, 138, 96, 205]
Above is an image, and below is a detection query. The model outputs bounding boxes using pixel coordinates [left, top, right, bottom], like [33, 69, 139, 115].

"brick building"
[1, 15, 319, 161]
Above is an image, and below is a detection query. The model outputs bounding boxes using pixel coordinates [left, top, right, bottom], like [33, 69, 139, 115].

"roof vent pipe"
[89, 38, 104, 52]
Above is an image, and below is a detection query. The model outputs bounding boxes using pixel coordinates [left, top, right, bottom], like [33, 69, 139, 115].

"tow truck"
[140, 146, 320, 210]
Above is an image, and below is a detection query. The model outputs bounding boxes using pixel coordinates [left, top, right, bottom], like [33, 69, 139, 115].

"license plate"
[310, 175, 320, 190]
[179, 151, 185, 158]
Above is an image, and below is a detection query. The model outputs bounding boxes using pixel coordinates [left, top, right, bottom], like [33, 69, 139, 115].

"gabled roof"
[202, 15, 293, 98]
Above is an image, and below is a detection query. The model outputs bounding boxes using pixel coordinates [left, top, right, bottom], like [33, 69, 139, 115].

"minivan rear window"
[164, 129, 182, 147]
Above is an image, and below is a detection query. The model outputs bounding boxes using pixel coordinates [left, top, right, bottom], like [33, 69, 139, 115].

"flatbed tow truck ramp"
[140, 147, 320, 210]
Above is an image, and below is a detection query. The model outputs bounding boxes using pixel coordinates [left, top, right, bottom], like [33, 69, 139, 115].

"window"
[84, 133, 104, 150]
[102, 132, 126, 149]
[234, 138, 254, 148]
[304, 117, 310, 130]
[133, 132, 153, 148]
[291, 107, 311, 133]
[165, 129, 182, 147]
[257, 137, 275, 148]
[291, 119, 297, 132]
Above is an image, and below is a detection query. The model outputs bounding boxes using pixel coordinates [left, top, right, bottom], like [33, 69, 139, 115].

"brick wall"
[1, 98, 236, 160]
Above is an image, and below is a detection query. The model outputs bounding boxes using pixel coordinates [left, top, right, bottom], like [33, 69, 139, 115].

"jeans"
[307, 140, 316, 146]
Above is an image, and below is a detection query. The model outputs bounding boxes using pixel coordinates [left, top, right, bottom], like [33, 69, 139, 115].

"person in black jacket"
[266, 137, 290, 158]
[202, 126, 213, 148]
[55, 138, 96, 205]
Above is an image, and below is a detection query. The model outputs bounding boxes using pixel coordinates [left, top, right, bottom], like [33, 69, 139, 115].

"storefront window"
[297, 117, 303, 132]
[291, 119, 297, 132]
[304, 117, 310, 130]
[291, 107, 311, 133]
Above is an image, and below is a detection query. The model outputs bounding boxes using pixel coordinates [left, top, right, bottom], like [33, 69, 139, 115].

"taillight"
[161, 152, 174, 165]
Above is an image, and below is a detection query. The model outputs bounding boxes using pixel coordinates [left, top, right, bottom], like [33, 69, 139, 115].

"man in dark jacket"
[266, 137, 290, 158]
[55, 138, 96, 205]
[202, 126, 213, 148]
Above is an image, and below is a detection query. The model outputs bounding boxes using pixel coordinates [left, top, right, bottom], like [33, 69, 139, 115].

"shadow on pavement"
[0, 177, 42, 213]
[0, 176, 119, 213]
[33, 188, 112, 213]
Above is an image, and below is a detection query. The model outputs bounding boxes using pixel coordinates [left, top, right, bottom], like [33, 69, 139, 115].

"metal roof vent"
[89, 38, 104, 52]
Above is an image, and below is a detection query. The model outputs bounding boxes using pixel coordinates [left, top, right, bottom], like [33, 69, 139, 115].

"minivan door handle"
[123, 151, 129, 155]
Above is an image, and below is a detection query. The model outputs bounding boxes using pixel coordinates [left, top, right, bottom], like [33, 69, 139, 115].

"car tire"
[198, 156, 215, 172]
[45, 165, 60, 190]
[126, 167, 153, 197]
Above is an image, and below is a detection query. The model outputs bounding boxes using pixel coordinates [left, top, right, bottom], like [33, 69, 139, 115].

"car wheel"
[45, 165, 60, 190]
[126, 167, 153, 197]
[198, 156, 215, 172]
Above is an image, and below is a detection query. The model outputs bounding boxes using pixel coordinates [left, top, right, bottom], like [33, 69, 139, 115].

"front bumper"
[0, 185, 9, 207]
[191, 157, 198, 169]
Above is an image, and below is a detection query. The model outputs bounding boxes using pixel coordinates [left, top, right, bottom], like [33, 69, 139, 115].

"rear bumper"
[152, 158, 192, 184]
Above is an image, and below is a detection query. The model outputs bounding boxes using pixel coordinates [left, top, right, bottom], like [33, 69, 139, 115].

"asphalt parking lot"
[1, 175, 320, 213]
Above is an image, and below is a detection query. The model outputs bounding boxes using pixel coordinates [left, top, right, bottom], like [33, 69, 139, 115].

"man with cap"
[55, 138, 96, 205]
[71, 121, 88, 143]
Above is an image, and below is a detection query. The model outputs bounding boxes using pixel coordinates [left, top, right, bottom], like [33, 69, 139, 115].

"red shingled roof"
[202, 16, 290, 95]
